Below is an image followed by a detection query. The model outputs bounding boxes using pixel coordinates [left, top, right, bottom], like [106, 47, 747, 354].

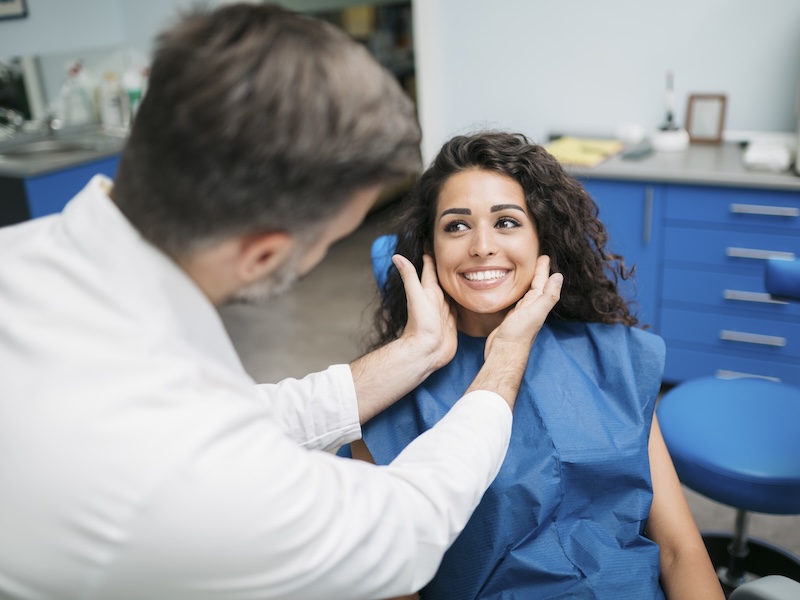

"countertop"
[567, 142, 800, 192]
[3, 134, 799, 193]
[0, 126, 126, 178]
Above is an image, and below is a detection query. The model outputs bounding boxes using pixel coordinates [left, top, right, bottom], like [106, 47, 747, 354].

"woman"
[345, 132, 723, 599]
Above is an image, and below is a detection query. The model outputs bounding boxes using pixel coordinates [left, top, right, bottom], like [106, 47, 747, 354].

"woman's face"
[433, 168, 540, 337]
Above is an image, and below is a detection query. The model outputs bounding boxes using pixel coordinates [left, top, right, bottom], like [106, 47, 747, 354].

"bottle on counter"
[59, 60, 97, 127]
[98, 72, 127, 131]
[121, 66, 144, 125]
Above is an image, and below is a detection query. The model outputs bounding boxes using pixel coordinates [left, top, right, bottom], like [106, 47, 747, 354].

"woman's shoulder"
[549, 320, 664, 353]
[544, 321, 666, 384]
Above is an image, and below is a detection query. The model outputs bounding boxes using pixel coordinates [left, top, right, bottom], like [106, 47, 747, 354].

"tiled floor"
[219, 204, 800, 561]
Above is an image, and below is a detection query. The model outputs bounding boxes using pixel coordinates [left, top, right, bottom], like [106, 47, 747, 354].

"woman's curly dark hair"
[373, 131, 639, 346]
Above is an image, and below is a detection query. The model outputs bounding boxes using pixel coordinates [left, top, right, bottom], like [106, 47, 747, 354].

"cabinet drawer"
[661, 307, 800, 360]
[664, 184, 800, 231]
[664, 227, 799, 271]
[663, 345, 800, 386]
[662, 267, 800, 318]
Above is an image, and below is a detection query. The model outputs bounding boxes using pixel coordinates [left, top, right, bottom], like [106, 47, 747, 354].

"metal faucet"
[40, 110, 62, 136]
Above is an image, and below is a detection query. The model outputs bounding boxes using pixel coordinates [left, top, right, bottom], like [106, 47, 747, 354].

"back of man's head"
[112, 3, 421, 258]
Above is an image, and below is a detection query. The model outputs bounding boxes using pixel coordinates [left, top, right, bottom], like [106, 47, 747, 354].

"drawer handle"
[726, 247, 796, 261]
[723, 289, 788, 305]
[716, 369, 782, 383]
[730, 203, 800, 218]
[643, 186, 653, 244]
[719, 329, 787, 347]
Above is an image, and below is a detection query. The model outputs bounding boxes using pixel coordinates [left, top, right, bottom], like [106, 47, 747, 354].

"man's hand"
[485, 255, 562, 359]
[469, 255, 562, 410]
[350, 254, 457, 424]
[392, 254, 457, 371]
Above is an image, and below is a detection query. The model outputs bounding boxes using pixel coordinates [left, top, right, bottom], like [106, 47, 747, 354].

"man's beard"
[226, 250, 302, 305]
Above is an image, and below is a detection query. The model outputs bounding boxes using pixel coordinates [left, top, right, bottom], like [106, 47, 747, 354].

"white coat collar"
[59, 175, 250, 377]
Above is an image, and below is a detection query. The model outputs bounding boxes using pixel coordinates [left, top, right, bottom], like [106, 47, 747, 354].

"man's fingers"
[419, 254, 438, 289]
[529, 254, 552, 293]
[392, 254, 417, 284]
[542, 272, 563, 304]
[392, 254, 424, 300]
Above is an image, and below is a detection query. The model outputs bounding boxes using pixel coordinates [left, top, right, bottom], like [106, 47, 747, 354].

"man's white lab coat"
[0, 176, 512, 600]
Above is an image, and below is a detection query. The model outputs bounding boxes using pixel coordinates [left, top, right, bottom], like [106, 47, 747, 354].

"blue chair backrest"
[371, 234, 397, 290]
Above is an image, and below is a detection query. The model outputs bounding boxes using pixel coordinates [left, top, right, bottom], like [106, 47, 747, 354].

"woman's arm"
[646, 415, 725, 599]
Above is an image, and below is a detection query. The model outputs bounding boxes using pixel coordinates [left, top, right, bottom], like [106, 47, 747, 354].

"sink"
[0, 139, 100, 158]
[0, 126, 126, 173]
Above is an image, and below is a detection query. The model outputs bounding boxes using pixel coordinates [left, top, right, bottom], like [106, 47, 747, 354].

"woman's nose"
[469, 228, 497, 257]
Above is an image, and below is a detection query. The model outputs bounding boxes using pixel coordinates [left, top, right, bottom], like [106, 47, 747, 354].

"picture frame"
[0, 0, 28, 20]
[685, 94, 727, 144]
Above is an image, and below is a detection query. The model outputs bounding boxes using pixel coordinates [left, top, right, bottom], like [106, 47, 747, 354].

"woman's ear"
[236, 231, 295, 284]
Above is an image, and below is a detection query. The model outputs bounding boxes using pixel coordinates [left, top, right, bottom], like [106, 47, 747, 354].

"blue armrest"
[765, 258, 800, 301]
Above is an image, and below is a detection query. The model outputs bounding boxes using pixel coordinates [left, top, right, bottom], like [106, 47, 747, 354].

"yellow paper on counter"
[544, 136, 623, 167]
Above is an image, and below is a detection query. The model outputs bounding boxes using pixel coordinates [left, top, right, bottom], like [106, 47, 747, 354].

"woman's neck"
[456, 307, 511, 338]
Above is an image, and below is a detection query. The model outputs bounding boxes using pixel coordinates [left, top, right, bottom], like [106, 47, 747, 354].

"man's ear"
[237, 231, 295, 284]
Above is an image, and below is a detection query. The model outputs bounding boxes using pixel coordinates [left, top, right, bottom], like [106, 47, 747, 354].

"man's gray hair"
[112, 3, 421, 257]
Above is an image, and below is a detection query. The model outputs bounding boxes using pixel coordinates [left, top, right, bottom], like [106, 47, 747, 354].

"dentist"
[0, 4, 561, 599]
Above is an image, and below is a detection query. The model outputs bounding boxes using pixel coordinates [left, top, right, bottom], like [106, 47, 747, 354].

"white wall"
[117, 0, 200, 59]
[0, 0, 126, 57]
[414, 0, 800, 162]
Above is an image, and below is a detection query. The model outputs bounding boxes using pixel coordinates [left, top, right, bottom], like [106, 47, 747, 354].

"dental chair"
[657, 258, 800, 599]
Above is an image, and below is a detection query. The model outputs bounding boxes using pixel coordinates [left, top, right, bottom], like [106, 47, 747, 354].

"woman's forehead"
[436, 169, 527, 213]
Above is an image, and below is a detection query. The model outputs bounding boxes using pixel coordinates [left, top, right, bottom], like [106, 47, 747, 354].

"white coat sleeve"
[95, 390, 512, 600]
[254, 364, 361, 451]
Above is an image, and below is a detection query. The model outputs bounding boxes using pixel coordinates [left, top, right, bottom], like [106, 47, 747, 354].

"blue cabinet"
[579, 177, 800, 386]
[24, 155, 120, 218]
[580, 178, 662, 331]
[660, 184, 800, 385]
[0, 154, 120, 226]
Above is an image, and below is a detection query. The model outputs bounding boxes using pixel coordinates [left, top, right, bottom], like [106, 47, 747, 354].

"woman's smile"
[460, 267, 511, 285]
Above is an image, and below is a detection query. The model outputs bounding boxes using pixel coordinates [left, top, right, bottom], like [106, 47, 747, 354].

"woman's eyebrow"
[491, 204, 525, 213]
[439, 207, 471, 219]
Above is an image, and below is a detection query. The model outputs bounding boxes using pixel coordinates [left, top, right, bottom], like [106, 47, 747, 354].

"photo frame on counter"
[0, 0, 28, 20]
[685, 94, 727, 144]
[0, 1, 27, 20]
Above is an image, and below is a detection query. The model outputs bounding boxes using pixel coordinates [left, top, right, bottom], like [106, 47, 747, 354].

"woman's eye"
[496, 217, 521, 229]
[443, 220, 468, 233]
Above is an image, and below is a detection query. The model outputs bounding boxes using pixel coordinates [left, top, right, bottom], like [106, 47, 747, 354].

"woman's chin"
[457, 293, 520, 316]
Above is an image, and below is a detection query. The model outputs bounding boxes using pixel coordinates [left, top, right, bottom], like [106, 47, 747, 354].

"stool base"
[702, 532, 800, 597]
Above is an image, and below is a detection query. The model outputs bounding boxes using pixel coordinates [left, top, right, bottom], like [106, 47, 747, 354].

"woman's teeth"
[463, 270, 508, 281]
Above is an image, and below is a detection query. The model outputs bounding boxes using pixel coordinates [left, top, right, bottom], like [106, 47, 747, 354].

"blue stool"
[657, 376, 800, 591]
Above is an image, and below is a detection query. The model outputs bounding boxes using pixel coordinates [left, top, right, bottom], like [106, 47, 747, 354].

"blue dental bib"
[345, 322, 666, 599]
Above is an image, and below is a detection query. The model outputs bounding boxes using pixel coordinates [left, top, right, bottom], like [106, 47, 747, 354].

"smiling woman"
[371, 131, 639, 349]
[342, 132, 726, 600]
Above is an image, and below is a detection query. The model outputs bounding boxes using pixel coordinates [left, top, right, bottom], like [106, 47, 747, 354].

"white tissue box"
[743, 141, 794, 173]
